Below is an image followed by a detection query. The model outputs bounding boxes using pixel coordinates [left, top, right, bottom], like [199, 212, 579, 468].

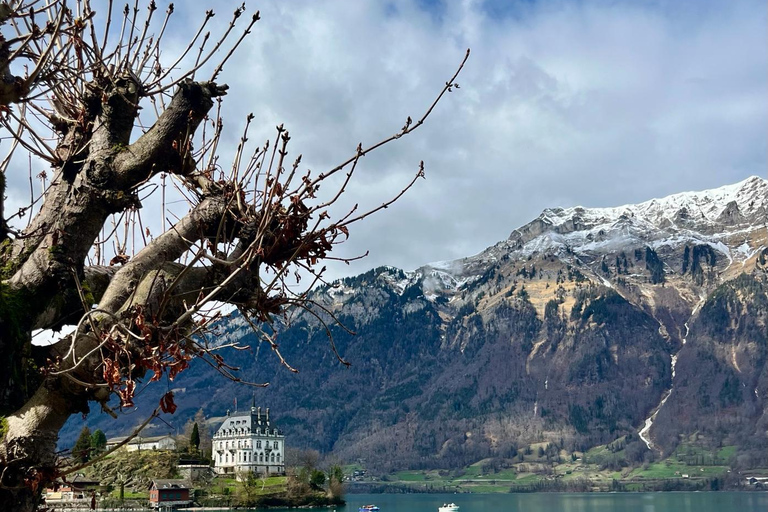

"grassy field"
[210, 475, 288, 495]
[626, 460, 728, 479]
[109, 489, 148, 499]
[372, 441, 752, 493]
[393, 470, 430, 481]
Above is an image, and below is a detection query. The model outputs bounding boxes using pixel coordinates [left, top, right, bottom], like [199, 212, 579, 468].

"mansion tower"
[213, 401, 285, 476]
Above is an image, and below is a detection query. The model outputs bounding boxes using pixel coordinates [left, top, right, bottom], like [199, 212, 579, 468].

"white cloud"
[5, 0, 765, 283]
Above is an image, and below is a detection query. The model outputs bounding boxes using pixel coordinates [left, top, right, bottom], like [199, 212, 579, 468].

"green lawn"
[377, 438, 739, 494]
[109, 490, 148, 499]
[393, 471, 428, 482]
[717, 446, 737, 460]
[627, 461, 727, 480]
[491, 469, 517, 480]
[344, 463, 364, 473]
[209, 475, 287, 495]
[459, 462, 484, 478]
[672, 443, 737, 466]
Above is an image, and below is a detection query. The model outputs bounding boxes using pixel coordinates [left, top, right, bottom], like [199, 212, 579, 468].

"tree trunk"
[0, 381, 87, 511]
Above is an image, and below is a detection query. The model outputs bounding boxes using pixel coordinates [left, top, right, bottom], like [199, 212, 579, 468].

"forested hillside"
[62, 177, 768, 472]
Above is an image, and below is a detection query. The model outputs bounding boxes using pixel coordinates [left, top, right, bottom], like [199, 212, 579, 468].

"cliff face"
[63, 177, 768, 470]
[651, 273, 768, 463]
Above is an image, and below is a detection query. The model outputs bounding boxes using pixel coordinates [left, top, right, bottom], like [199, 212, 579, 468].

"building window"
[271, 453, 275, 463]
[277, 454, 281, 462]
[256, 440, 261, 448]
[259, 453, 263, 462]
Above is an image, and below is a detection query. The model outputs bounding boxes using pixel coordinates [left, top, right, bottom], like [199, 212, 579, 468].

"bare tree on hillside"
[0, 1, 468, 510]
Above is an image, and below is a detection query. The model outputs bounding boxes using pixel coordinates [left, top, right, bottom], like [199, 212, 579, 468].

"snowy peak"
[324, 177, 767, 307]
[509, 176, 767, 247]
[406, 177, 767, 299]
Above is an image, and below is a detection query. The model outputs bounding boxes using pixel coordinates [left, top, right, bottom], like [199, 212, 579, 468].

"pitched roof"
[216, 406, 283, 436]
[150, 479, 190, 490]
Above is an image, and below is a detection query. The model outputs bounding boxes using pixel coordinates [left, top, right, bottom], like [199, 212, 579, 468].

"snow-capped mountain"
[65, 177, 768, 473]
[512, 175, 766, 243]
[353, 176, 766, 301]
[299, 176, 767, 465]
[506, 175, 766, 259]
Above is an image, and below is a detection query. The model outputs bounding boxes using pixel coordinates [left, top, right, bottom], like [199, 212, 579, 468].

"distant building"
[44, 474, 102, 502]
[105, 434, 176, 452]
[177, 462, 213, 482]
[213, 400, 285, 477]
[149, 479, 191, 508]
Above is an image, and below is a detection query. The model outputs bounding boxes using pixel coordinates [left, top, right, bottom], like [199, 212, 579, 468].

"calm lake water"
[239, 492, 768, 512]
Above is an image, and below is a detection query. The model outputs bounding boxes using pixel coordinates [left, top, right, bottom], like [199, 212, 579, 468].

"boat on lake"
[439, 504, 459, 512]
[359, 506, 380, 512]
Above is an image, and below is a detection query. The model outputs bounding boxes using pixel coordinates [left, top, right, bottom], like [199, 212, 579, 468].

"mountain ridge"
[62, 177, 768, 472]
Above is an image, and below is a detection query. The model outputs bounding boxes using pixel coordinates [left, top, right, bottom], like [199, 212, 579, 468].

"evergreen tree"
[193, 409, 212, 459]
[310, 469, 326, 488]
[90, 429, 107, 455]
[190, 423, 201, 453]
[72, 427, 92, 464]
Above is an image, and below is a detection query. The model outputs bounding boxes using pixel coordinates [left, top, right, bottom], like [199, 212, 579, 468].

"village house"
[44, 474, 102, 505]
[213, 400, 285, 477]
[746, 476, 768, 488]
[149, 479, 192, 508]
[105, 434, 177, 452]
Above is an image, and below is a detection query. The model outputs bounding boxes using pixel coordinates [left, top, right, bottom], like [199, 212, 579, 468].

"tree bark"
[0, 76, 227, 510]
[0, 380, 91, 511]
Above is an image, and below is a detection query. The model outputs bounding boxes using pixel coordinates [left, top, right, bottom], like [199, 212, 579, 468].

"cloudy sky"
[10, 0, 767, 284]
[199, 0, 766, 281]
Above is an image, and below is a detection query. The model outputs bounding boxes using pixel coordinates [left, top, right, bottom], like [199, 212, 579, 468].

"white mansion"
[213, 402, 285, 476]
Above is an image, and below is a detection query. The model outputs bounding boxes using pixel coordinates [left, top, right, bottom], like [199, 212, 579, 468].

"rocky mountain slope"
[64, 176, 768, 471]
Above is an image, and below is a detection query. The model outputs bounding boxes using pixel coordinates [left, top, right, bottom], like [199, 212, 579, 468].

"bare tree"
[0, 1, 76, 108]
[0, 1, 468, 510]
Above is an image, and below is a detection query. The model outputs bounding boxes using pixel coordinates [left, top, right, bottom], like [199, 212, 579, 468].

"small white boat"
[359, 506, 380, 512]
[439, 504, 459, 512]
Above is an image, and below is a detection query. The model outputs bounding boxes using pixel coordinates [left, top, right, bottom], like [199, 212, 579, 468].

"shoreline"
[44, 491, 768, 512]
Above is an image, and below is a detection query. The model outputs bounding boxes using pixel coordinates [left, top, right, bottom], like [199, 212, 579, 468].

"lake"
[238, 492, 768, 512]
